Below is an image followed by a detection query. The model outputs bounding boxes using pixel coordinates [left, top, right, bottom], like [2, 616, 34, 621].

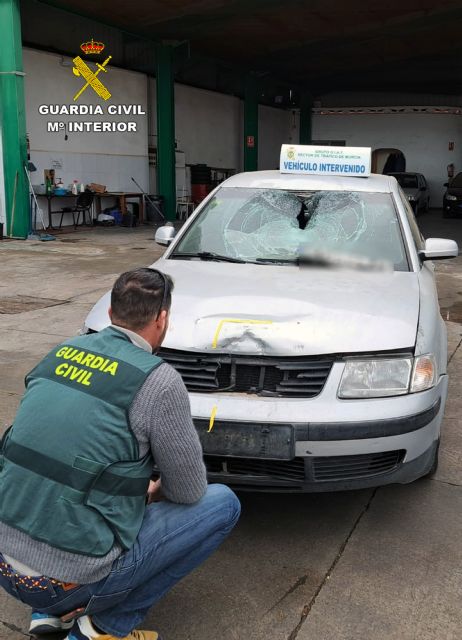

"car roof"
[222, 170, 394, 193]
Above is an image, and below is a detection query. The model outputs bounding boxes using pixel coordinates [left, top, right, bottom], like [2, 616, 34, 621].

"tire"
[443, 209, 450, 219]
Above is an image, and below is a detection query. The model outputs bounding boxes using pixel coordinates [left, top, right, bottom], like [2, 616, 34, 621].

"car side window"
[398, 187, 425, 251]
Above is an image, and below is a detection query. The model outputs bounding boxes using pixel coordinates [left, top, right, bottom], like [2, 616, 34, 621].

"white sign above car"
[280, 144, 371, 177]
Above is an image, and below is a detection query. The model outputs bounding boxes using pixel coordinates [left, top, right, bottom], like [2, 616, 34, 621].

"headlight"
[446, 194, 457, 201]
[338, 355, 436, 398]
[408, 195, 416, 201]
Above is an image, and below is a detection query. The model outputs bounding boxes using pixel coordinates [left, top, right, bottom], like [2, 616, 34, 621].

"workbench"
[94, 192, 145, 222]
[41, 191, 145, 227]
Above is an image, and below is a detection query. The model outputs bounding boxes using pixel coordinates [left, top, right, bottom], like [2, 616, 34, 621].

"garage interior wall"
[174, 83, 242, 171]
[25, 47, 292, 225]
[312, 108, 462, 207]
[24, 48, 149, 225]
[258, 105, 298, 170]
[315, 92, 462, 108]
[26, 47, 462, 219]
[148, 79, 292, 193]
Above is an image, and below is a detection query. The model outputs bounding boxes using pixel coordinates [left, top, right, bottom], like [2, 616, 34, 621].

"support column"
[156, 44, 176, 221]
[244, 76, 258, 172]
[0, 0, 29, 238]
[299, 93, 312, 145]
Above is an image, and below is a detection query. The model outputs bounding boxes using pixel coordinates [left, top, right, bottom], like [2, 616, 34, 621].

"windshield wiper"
[255, 258, 298, 264]
[171, 251, 247, 263]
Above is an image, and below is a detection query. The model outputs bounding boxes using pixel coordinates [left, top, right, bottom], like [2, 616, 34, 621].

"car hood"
[446, 186, 462, 196]
[85, 260, 419, 356]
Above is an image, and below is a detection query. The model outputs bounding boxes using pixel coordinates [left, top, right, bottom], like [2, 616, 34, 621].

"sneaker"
[65, 615, 162, 640]
[29, 611, 74, 635]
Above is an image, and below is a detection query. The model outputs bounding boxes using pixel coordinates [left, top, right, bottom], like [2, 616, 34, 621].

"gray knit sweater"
[0, 362, 207, 583]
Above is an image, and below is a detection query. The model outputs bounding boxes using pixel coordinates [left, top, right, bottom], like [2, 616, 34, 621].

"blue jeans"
[0, 484, 240, 637]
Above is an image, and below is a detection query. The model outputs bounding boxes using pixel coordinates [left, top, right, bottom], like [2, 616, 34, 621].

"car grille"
[204, 455, 306, 483]
[158, 349, 333, 397]
[312, 450, 405, 481]
[203, 450, 405, 485]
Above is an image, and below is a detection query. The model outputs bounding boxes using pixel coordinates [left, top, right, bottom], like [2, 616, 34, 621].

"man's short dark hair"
[111, 268, 174, 330]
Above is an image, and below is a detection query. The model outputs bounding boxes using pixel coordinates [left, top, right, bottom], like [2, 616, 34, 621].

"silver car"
[386, 172, 430, 215]
[84, 171, 458, 492]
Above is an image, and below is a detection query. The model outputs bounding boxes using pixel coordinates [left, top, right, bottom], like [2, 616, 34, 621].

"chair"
[176, 186, 195, 221]
[50, 192, 94, 229]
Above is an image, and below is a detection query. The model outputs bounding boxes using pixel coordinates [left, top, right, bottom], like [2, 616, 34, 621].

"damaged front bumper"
[191, 374, 447, 492]
[203, 442, 438, 492]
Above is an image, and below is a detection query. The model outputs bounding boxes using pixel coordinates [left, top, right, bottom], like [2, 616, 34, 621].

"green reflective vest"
[0, 327, 162, 557]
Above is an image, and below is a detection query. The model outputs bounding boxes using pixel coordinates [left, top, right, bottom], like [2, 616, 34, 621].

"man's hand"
[147, 478, 164, 504]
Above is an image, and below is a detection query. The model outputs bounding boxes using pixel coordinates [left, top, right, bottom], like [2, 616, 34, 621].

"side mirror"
[444, 182, 449, 187]
[155, 224, 176, 246]
[419, 237, 459, 261]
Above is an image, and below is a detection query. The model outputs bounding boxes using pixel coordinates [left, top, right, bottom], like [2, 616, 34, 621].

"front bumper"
[204, 441, 438, 492]
[193, 375, 447, 492]
[443, 199, 462, 214]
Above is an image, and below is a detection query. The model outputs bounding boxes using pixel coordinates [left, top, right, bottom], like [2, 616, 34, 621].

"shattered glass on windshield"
[174, 187, 408, 270]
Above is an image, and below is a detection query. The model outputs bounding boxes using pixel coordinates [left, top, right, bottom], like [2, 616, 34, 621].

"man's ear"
[156, 309, 168, 327]
[108, 306, 113, 322]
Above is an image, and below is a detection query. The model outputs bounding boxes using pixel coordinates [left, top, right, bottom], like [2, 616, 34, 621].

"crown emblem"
[80, 38, 105, 55]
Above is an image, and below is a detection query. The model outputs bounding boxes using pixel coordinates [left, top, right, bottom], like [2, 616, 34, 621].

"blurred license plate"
[195, 421, 294, 460]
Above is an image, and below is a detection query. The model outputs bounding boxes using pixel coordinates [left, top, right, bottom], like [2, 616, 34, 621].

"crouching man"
[0, 268, 240, 640]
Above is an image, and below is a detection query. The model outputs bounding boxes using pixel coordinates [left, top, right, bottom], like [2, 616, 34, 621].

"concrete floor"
[0, 213, 462, 640]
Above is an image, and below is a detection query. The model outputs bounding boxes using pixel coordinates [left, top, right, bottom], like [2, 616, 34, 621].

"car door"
[419, 174, 429, 210]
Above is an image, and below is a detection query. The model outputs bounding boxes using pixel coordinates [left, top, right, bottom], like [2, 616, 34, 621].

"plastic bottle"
[71, 181, 78, 195]
[80, 183, 85, 193]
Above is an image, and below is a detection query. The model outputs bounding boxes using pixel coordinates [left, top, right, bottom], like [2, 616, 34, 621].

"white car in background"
[84, 147, 458, 492]
[386, 172, 430, 215]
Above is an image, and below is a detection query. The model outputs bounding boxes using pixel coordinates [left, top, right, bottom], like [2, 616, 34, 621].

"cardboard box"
[89, 183, 107, 193]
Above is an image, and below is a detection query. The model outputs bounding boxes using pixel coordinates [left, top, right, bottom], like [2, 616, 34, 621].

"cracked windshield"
[173, 187, 408, 270]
